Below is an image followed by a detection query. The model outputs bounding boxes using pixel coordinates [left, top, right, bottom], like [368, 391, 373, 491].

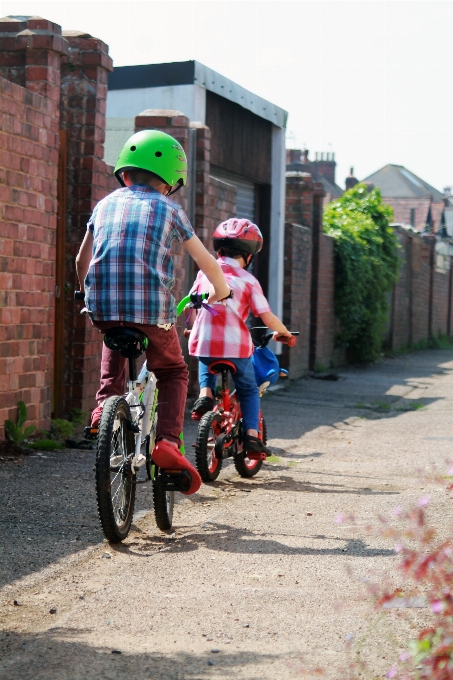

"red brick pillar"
[59, 31, 115, 416]
[0, 16, 67, 106]
[189, 123, 212, 247]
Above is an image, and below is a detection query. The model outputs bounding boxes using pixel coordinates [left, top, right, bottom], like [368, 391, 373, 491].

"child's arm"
[184, 235, 230, 301]
[75, 230, 94, 293]
[259, 311, 292, 339]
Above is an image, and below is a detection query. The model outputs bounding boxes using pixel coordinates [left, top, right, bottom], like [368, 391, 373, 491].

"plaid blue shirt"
[85, 185, 194, 324]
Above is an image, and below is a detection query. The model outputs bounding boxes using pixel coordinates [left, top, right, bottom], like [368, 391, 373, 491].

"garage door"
[210, 167, 256, 221]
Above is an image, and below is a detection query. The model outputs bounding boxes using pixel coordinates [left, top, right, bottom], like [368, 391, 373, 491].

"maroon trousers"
[93, 321, 188, 446]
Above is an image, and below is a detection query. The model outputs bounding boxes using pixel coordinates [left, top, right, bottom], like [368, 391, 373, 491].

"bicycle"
[75, 291, 191, 543]
[178, 293, 298, 482]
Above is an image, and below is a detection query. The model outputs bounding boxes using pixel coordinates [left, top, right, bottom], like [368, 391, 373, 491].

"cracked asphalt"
[1, 349, 453, 679]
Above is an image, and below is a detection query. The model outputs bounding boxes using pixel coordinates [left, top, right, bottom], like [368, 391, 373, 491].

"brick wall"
[432, 268, 450, 337]
[387, 228, 453, 350]
[281, 223, 312, 377]
[0, 76, 60, 433]
[388, 230, 411, 349]
[313, 234, 336, 369]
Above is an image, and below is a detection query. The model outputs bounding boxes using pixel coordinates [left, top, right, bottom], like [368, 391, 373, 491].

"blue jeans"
[198, 356, 259, 432]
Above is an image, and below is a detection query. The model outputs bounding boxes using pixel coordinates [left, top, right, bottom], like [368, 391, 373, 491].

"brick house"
[362, 164, 446, 233]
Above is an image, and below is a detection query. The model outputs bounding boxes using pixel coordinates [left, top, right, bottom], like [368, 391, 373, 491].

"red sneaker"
[152, 440, 202, 495]
[91, 405, 103, 428]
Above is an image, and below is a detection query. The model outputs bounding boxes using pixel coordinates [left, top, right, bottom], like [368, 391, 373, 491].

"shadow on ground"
[0, 629, 295, 680]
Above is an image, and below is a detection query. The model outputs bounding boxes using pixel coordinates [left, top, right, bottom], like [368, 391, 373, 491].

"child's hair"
[126, 169, 166, 186]
[217, 246, 249, 260]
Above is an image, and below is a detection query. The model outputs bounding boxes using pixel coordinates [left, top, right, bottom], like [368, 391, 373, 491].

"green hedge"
[323, 183, 400, 362]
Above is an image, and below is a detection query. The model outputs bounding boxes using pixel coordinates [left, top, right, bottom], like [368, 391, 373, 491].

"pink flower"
[417, 496, 430, 507]
[399, 652, 409, 662]
[386, 666, 399, 678]
[335, 513, 345, 525]
[431, 600, 444, 613]
[394, 543, 403, 553]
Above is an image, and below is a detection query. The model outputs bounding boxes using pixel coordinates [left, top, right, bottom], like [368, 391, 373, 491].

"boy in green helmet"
[76, 130, 230, 494]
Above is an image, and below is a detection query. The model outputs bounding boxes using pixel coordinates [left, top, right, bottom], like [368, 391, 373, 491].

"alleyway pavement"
[1, 350, 453, 679]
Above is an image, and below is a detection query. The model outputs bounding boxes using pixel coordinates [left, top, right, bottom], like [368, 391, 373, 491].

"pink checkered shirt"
[188, 257, 272, 358]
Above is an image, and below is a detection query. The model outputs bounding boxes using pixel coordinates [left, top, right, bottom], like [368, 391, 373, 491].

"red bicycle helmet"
[213, 218, 263, 255]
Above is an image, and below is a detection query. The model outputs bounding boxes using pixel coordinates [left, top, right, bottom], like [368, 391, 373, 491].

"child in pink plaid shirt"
[188, 219, 292, 455]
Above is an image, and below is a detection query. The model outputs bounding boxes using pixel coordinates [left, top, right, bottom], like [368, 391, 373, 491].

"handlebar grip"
[275, 334, 297, 347]
[74, 291, 84, 301]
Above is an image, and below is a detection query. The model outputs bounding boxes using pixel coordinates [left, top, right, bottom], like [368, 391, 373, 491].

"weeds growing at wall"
[324, 184, 400, 362]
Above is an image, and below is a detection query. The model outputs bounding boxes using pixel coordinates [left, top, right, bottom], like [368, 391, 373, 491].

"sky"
[1, 0, 452, 192]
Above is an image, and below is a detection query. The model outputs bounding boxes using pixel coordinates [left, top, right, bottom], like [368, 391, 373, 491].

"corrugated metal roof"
[109, 60, 287, 129]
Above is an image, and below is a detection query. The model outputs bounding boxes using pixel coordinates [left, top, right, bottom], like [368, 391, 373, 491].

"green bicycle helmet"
[114, 129, 187, 193]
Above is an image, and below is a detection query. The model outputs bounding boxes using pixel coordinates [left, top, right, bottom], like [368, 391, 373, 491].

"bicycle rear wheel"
[95, 396, 136, 542]
[233, 416, 266, 478]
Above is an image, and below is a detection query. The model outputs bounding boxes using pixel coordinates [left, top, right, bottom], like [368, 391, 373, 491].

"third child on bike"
[188, 218, 292, 455]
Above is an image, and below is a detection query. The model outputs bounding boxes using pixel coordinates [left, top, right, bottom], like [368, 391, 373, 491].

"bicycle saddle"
[208, 360, 237, 375]
[103, 327, 149, 358]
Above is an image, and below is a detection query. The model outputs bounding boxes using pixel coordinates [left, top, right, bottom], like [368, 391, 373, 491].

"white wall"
[269, 125, 286, 352]
[106, 83, 206, 122]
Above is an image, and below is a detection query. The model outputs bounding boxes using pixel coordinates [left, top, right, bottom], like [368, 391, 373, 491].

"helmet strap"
[244, 253, 254, 270]
[167, 178, 184, 196]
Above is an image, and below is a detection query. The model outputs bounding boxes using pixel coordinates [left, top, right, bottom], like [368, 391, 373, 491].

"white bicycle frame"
[125, 362, 158, 473]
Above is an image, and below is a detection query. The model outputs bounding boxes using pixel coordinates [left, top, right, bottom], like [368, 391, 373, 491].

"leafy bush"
[50, 419, 74, 442]
[69, 408, 86, 426]
[27, 439, 65, 451]
[324, 184, 400, 362]
[4, 401, 35, 446]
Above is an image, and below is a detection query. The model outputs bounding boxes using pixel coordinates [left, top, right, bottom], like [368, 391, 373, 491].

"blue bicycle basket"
[251, 345, 280, 388]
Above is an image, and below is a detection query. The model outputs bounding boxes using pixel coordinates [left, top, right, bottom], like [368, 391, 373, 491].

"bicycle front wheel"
[233, 416, 266, 478]
[152, 478, 175, 531]
[95, 397, 136, 542]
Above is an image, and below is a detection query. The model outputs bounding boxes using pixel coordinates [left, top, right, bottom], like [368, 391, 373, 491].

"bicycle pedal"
[84, 426, 98, 440]
[245, 452, 267, 461]
[157, 469, 191, 493]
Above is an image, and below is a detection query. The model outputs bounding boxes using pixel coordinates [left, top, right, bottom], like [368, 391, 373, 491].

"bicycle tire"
[152, 478, 175, 531]
[95, 396, 136, 542]
[195, 411, 223, 482]
[233, 416, 267, 478]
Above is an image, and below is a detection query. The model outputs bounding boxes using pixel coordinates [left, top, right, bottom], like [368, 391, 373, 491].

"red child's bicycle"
[192, 331, 297, 482]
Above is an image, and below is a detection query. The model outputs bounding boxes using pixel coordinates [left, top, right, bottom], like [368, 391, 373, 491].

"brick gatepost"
[59, 30, 115, 417]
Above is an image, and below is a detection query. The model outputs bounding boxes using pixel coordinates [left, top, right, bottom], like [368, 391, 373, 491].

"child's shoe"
[243, 434, 272, 457]
[90, 405, 103, 428]
[191, 396, 214, 418]
[152, 440, 202, 495]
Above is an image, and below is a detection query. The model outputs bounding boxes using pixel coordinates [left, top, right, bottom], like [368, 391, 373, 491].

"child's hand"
[273, 330, 292, 341]
[273, 331, 297, 347]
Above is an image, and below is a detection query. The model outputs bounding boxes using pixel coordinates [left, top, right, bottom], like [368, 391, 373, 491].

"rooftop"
[362, 164, 445, 202]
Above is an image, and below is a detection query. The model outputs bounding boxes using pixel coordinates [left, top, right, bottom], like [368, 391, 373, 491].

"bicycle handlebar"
[256, 331, 299, 348]
[176, 292, 209, 316]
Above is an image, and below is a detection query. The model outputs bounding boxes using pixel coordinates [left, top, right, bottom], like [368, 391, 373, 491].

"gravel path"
[1, 349, 453, 679]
